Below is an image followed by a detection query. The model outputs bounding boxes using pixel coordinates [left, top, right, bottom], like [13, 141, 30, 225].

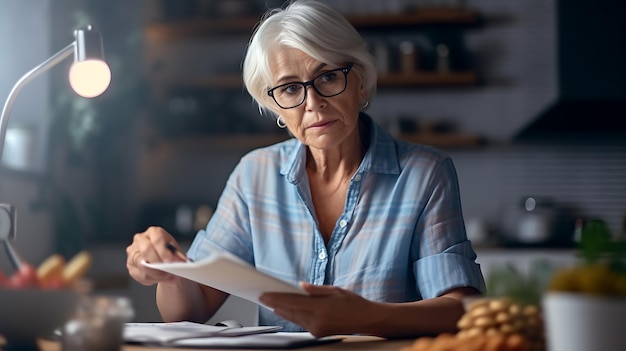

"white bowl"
[0, 288, 79, 349]
[543, 292, 626, 351]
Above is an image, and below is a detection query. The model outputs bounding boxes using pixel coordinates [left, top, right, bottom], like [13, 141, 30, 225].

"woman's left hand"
[259, 282, 376, 337]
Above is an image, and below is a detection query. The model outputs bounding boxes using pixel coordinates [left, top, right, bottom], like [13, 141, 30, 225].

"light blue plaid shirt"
[188, 113, 485, 331]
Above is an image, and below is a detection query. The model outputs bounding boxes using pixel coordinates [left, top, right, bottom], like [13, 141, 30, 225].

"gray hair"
[242, 0, 377, 116]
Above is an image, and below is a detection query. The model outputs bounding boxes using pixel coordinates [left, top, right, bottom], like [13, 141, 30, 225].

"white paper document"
[171, 332, 342, 349]
[124, 321, 282, 345]
[142, 252, 307, 306]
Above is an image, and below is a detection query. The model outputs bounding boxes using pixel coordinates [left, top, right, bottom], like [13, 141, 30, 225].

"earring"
[360, 100, 370, 109]
[276, 116, 287, 129]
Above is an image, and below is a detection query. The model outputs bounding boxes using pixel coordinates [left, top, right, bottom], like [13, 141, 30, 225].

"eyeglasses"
[267, 63, 353, 109]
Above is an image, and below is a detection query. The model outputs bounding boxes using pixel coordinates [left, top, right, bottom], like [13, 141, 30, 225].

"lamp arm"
[0, 41, 76, 163]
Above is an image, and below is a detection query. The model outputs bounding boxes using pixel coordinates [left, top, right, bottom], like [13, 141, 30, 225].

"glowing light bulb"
[69, 59, 111, 98]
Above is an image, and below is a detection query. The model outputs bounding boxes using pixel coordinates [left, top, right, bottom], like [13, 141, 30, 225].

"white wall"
[0, 0, 55, 271]
[368, 0, 558, 141]
[0, 0, 53, 174]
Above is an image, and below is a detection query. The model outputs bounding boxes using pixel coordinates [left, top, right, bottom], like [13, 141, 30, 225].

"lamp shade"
[69, 26, 111, 98]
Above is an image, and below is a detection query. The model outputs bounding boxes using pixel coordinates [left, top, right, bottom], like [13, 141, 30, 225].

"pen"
[166, 242, 193, 262]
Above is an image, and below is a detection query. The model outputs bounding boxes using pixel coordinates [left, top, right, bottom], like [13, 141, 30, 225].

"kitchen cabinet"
[143, 5, 484, 149]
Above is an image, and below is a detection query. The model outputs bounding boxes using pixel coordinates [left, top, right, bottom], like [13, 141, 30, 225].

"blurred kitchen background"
[1, 0, 625, 322]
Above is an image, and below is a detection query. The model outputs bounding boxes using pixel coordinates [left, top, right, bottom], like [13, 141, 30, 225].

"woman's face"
[267, 48, 366, 151]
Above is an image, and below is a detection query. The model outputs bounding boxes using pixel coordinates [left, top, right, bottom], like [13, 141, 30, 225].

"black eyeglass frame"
[267, 62, 354, 109]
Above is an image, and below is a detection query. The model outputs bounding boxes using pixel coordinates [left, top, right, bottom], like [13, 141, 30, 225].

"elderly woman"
[126, 0, 485, 338]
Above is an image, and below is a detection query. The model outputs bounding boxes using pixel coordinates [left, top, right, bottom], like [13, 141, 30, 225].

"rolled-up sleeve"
[415, 241, 486, 298]
[413, 157, 486, 298]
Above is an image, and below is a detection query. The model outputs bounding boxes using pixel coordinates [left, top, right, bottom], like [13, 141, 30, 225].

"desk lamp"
[0, 25, 111, 269]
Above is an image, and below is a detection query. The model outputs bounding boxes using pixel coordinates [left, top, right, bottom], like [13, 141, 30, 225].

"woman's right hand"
[126, 226, 187, 286]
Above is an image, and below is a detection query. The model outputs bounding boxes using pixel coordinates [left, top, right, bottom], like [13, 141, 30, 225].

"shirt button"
[318, 251, 327, 260]
[339, 220, 348, 228]
[354, 174, 362, 182]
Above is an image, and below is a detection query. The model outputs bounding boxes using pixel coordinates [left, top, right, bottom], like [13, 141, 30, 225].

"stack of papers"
[136, 254, 339, 348]
[124, 321, 281, 344]
[172, 332, 341, 348]
[124, 321, 341, 348]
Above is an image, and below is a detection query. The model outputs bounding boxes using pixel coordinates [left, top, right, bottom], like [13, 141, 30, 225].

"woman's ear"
[353, 65, 369, 105]
[358, 77, 368, 102]
[358, 89, 368, 105]
[258, 97, 280, 117]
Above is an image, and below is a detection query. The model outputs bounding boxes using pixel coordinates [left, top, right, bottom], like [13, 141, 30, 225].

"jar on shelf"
[399, 40, 419, 73]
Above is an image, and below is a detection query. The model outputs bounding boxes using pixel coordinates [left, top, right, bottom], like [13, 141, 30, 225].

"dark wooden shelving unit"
[145, 7, 481, 92]
[378, 71, 478, 87]
[153, 131, 485, 151]
[399, 132, 485, 148]
[144, 7, 484, 149]
[153, 134, 291, 152]
[146, 8, 481, 40]
[155, 75, 244, 91]
[146, 17, 258, 40]
[151, 70, 477, 96]
[347, 7, 481, 28]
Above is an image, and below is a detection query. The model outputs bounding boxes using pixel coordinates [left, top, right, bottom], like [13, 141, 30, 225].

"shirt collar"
[280, 113, 401, 183]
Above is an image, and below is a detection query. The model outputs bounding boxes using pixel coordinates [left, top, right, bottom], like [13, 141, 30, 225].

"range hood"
[515, 0, 626, 140]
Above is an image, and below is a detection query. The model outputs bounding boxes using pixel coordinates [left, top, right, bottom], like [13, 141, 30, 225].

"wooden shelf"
[150, 71, 478, 94]
[399, 132, 485, 148]
[146, 7, 481, 95]
[157, 75, 244, 90]
[144, 7, 484, 148]
[347, 7, 481, 28]
[146, 17, 258, 40]
[151, 132, 484, 152]
[154, 134, 292, 152]
[146, 8, 481, 40]
[378, 71, 478, 87]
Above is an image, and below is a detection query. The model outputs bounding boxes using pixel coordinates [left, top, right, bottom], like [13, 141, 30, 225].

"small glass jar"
[61, 295, 134, 351]
[399, 40, 417, 73]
